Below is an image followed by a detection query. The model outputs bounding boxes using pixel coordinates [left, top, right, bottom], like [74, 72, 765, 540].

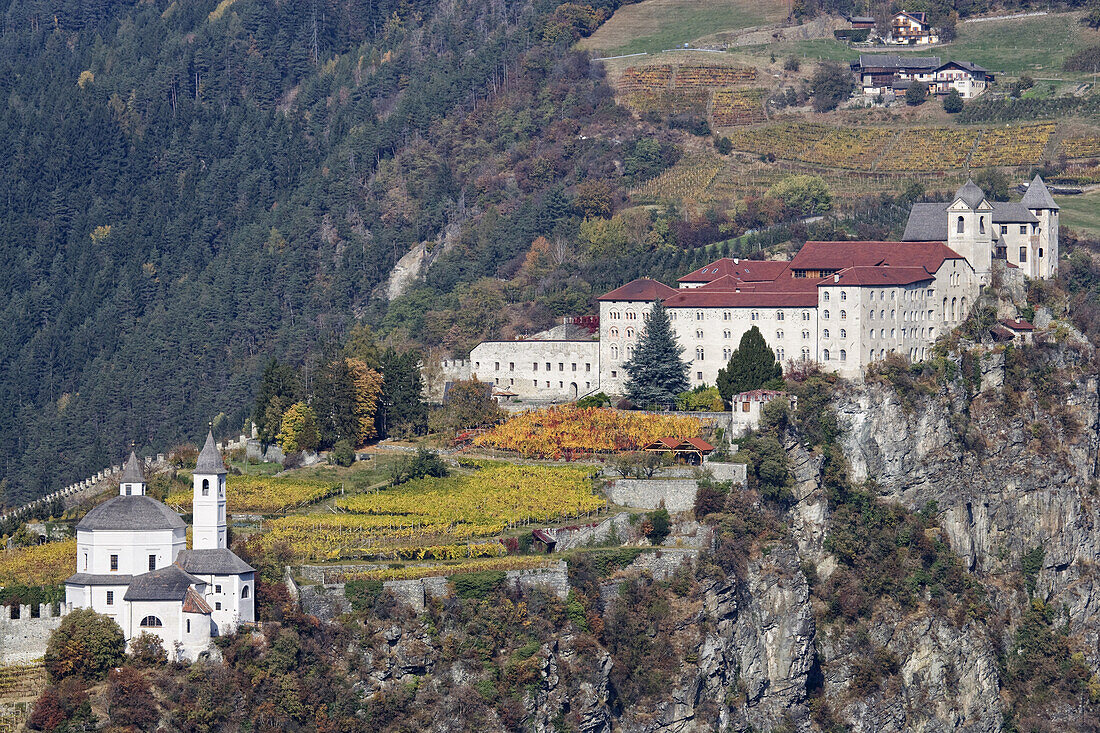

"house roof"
[936, 60, 990, 75]
[1001, 318, 1035, 331]
[1021, 174, 1058, 210]
[182, 588, 214, 615]
[790, 241, 963, 273]
[119, 452, 146, 484]
[175, 548, 255, 576]
[598, 278, 677, 302]
[643, 437, 714, 452]
[77, 495, 186, 532]
[65, 573, 134, 586]
[677, 258, 790, 284]
[992, 202, 1039, 224]
[850, 15, 875, 22]
[895, 10, 928, 24]
[830, 266, 934, 286]
[855, 54, 940, 70]
[195, 431, 228, 475]
[124, 565, 204, 602]
[733, 389, 788, 401]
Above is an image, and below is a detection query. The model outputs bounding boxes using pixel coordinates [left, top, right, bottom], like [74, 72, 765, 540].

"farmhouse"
[889, 11, 938, 45]
[851, 55, 993, 98]
[64, 435, 254, 661]
[443, 177, 1058, 396]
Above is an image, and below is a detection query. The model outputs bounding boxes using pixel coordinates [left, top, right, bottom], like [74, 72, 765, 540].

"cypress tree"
[716, 326, 783, 401]
[623, 300, 689, 408]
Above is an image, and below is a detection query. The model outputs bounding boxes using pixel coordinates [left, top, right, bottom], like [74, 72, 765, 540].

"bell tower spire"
[193, 427, 228, 549]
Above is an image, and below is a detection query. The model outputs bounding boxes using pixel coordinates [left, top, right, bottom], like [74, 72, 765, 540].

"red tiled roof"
[678, 258, 790, 284]
[682, 437, 715, 452]
[664, 288, 819, 308]
[182, 587, 213, 615]
[733, 389, 788, 401]
[829, 266, 934, 287]
[598, 278, 677, 302]
[790, 241, 964, 273]
[643, 437, 714, 452]
[1001, 318, 1035, 331]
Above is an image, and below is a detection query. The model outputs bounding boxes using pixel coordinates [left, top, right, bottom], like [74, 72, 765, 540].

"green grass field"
[757, 12, 1100, 78]
[579, 0, 787, 56]
[1056, 190, 1100, 237]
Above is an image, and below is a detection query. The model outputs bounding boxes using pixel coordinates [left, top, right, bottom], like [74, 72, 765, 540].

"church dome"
[76, 495, 186, 532]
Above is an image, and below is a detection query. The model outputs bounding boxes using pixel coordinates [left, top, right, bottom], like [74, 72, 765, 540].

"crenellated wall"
[0, 603, 71, 665]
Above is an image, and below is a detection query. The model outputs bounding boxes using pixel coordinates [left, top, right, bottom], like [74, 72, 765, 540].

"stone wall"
[0, 604, 67, 664]
[606, 479, 699, 513]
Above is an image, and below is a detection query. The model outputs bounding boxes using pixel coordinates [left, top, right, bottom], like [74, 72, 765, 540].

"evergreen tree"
[716, 326, 784, 402]
[376, 348, 428, 439]
[252, 359, 299, 444]
[943, 88, 964, 114]
[623, 300, 689, 408]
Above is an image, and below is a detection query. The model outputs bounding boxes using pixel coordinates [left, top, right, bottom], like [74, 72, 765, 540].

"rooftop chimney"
[733, 258, 740, 264]
[834, 273, 840, 283]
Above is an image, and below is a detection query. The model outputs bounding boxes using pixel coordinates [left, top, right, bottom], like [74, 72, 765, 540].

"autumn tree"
[574, 179, 613, 218]
[277, 402, 320, 453]
[346, 358, 384, 445]
[107, 666, 158, 729]
[43, 609, 125, 682]
[623, 300, 690, 408]
[429, 379, 503, 435]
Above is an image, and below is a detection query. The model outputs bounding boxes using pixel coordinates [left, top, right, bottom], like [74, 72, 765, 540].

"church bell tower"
[193, 430, 228, 550]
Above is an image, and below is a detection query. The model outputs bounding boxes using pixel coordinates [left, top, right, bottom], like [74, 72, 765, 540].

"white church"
[64, 433, 255, 661]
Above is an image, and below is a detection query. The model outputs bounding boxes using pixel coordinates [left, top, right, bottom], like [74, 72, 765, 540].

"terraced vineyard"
[876, 128, 974, 172]
[260, 463, 604, 561]
[0, 540, 74, 586]
[625, 89, 709, 115]
[671, 65, 756, 88]
[711, 89, 767, 126]
[970, 123, 1054, 168]
[166, 475, 341, 515]
[0, 665, 45, 701]
[617, 64, 674, 92]
[1060, 136, 1100, 159]
[632, 152, 723, 204]
[326, 555, 558, 583]
[721, 122, 1055, 172]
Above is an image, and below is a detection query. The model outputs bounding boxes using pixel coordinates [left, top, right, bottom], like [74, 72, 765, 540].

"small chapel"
[64, 433, 255, 661]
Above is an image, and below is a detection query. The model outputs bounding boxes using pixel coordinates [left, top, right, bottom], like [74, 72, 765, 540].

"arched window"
[823, 310, 830, 319]
[696, 311, 704, 321]
[611, 345, 619, 360]
[840, 291, 847, 301]
[840, 349, 847, 361]
[751, 311, 759, 321]
[823, 349, 830, 360]
[609, 327, 618, 337]
[951, 297, 957, 321]
[610, 311, 620, 320]
[776, 311, 785, 321]
[626, 346, 635, 358]
[140, 616, 163, 628]
[840, 310, 847, 320]
[723, 330, 731, 339]
[823, 329, 830, 338]
[869, 310, 874, 321]
[960, 297, 968, 316]
[776, 330, 784, 339]
[957, 216, 965, 234]
[879, 310, 885, 320]
[242, 586, 250, 599]
[802, 330, 810, 339]
[891, 309, 896, 319]
[979, 216, 985, 234]
[202, 479, 209, 497]
[695, 347, 705, 360]
[626, 328, 635, 338]
[802, 311, 810, 321]
[840, 329, 846, 338]
[823, 292, 830, 301]
[695, 329, 703, 339]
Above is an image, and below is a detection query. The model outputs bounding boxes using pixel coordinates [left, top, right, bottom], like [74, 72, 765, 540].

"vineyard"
[261, 463, 603, 560]
[616, 63, 759, 128]
[632, 152, 722, 204]
[1060, 136, 1100, 159]
[625, 89, 708, 116]
[721, 122, 1057, 172]
[472, 406, 701, 458]
[0, 540, 74, 586]
[711, 89, 767, 127]
[1051, 164, 1100, 185]
[969, 123, 1054, 168]
[326, 555, 558, 583]
[166, 475, 341, 515]
[0, 665, 45, 701]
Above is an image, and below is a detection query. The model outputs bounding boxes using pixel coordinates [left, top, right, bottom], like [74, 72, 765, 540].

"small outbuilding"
[730, 390, 793, 438]
[642, 437, 715, 465]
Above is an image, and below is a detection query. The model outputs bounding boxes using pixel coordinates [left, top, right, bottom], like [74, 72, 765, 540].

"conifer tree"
[623, 300, 689, 408]
[716, 326, 783, 401]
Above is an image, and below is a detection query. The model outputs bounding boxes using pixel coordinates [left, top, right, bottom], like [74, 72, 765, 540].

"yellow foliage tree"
[277, 402, 319, 453]
[346, 358, 384, 445]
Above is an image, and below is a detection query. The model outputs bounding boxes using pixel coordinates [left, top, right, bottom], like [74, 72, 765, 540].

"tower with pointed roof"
[1021, 174, 1059, 279]
[946, 179, 994, 284]
[119, 451, 147, 497]
[193, 431, 228, 550]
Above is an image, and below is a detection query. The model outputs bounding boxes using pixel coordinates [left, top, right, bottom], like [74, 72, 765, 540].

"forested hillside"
[0, 0, 656, 502]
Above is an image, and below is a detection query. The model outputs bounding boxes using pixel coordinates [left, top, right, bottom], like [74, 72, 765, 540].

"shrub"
[106, 666, 158, 729]
[1022, 546, 1044, 595]
[44, 608, 125, 682]
[28, 678, 90, 733]
[451, 570, 507, 599]
[783, 56, 800, 72]
[345, 579, 384, 611]
[714, 136, 733, 155]
[905, 82, 927, 106]
[810, 62, 854, 112]
[943, 88, 963, 113]
[576, 392, 611, 408]
[694, 484, 727, 519]
[331, 439, 355, 467]
[645, 507, 671, 544]
[128, 633, 167, 666]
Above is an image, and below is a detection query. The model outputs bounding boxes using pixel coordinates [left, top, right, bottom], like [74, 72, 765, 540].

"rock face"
[835, 372, 1100, 661]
